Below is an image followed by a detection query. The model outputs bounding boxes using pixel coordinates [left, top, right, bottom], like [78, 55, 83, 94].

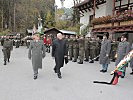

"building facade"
[74, 0, 133, 43]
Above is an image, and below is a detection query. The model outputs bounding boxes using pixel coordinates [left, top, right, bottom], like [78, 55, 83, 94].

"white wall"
[79, 0, 133, 33]
[106, 0, 113, 16]
[80, 10, 93, 33]
[95, 3, 106, 18]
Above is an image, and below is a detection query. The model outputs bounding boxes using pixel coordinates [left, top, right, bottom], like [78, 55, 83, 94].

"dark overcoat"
[52, 39, 67, 68]
[99, 39, 111, 64]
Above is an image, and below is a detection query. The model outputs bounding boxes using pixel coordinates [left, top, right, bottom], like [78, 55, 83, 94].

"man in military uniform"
[110, 39, 118, 62]
[95, 37, 101, 61]
[68, 35, 73, 60]
[115, 33, 130, 78]
[15, 34, 21, 48]
[78, 35, 85, 64]
[84, 37, 90, 62]
[2, 36, 13, 65]
[25, 35, 32, 48]
[1, 36, 5, 46]
[72, 35, 79, 62]
[89, 36, 97, 63]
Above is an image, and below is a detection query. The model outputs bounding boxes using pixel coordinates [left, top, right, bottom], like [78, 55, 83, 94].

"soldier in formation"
[78, 35, 85, 64]
[2, 35, 13, 65]
[84, 37, 90, 62]
[15, 34, 21, 48]
[68, 35, 73, 60]
[72, 35, 79, 62]
[89, 36, 97, 63]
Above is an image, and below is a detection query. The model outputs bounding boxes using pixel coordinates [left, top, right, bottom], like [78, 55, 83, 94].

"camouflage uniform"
[84, 37, 90, 61]
[89, 38, 97, 63]
[72, 36, 79, 62]
[78, 36, 85, 64]
[2, 37, 13, 65]
[68, 36, 73, 60]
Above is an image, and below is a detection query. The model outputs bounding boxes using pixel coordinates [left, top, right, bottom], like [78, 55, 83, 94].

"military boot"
[4, 61, 6, 65]
[130, 69, 133, 75]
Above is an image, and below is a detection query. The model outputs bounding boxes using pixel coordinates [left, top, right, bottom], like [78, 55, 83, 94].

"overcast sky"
[55, 0, 74, 8]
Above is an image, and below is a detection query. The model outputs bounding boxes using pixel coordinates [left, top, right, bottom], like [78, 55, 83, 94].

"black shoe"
[78, 62, 83, 64]
[54, 68, 57, 73]
[130, 72, 133, 75]
[111, 59, 115, 62]
[57, 73, 62, 79]
[95, 59, 99, 61]
[100, 69, 104, 72]
[4, 61, 6, 65]
[84, 59, 89, 62]
[34, 76, 37, 80]
[121, 76, 124, 78]
[8, 59, 10, 62]
[102, 70, 107, 73]
[72, 60, 77, 62]
[100, 70, 107, 73]
[89, 60, 94, 63]
[69, 58, 72, 61]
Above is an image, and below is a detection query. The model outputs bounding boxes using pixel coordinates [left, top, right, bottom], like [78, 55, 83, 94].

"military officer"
[72, 35, 79, 62]
[78, 35, 85, 64]
[28, 33, 46, 80]
[89, 36, 97, 63]
[15, 34, 21, 48]
[68, 35, 73, 60]
[110, 39, 118, 62]
[2, 35, 13, 65]
[95, 37, 101, 61]
[84, 36, 90, 62]
[26, 35, 32, 48]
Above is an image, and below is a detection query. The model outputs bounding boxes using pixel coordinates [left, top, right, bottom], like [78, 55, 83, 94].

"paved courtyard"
[0, 46, 133, 100]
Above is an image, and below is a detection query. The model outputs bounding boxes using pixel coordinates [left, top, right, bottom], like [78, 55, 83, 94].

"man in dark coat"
[99, 33, 111, 73]
[52, 33, 67, 79]
[115, 33, 130, 78]
[28, 33, 46, 80]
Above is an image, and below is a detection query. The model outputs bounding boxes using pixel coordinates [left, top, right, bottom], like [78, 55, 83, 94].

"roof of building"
[59, 30, 76, 35]
[44, 28, 76, 35]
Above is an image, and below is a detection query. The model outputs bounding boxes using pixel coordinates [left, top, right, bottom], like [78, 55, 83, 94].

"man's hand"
[106, 54, 109, 57]
[64, 55, 67, 58]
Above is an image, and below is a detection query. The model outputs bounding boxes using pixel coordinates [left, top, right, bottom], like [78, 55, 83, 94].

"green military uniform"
[110, 41, 118, 62]
[15, 35, 21, 48]
[68, 36, 73, 60]
[72, 36, 79, 62]
[2, 38, 13, 65]
[78, 36, 85, 64]
[95, 38, 101, 61]
[89, 38, 97, 63]
[84, 37, 90, 61]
